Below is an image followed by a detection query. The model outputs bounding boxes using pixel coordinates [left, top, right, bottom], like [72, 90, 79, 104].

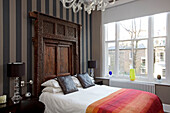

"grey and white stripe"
[0, 0, 3, 96]
[0, 0, 92, 96]
[9, 0, 16, 97]
[21, 0, 28, 95]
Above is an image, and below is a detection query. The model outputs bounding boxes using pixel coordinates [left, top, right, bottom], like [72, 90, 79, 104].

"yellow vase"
[130, 69, 135, 81]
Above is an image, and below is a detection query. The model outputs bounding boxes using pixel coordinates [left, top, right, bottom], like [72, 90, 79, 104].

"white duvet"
[39, 85, 121, 113]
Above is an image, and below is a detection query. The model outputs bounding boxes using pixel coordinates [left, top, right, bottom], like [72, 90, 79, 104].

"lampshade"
[7, 62, 25, 77]
[88, 61, 96, 68]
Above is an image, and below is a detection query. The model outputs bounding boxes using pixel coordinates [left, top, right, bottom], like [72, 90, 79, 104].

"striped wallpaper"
[0, 0, 92, 97]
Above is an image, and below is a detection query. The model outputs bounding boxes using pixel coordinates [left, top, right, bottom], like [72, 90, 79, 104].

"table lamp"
[7, 62, 25, 104]
[88, 61, 96, 78]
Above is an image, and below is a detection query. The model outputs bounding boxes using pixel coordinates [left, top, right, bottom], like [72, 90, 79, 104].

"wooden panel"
[57, 45, 71, 75]
[67, 26, 76, 38]
[57, 24, 65, 36]
[43, 21, 55, 34]
[44, 44, 56, 76]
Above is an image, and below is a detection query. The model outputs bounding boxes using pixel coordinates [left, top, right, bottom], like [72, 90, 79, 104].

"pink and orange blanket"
[86, 89, 164, 113]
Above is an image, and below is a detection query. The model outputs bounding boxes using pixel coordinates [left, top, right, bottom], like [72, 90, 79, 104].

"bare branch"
[120, 23, 133, 34]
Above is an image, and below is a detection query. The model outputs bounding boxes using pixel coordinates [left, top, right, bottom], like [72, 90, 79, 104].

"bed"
[40, 85, 121, 113]
[30, 12, 164, 113]
[39, 84, 163, 113]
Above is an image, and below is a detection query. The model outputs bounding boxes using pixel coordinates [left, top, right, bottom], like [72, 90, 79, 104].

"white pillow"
[42, 87, 62, 93]
[71, 76, 82, 87]
[41, 79, 60, 88]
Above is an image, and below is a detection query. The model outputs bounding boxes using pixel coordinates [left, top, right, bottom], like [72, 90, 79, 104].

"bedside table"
[0, 96, 45, 113]
[95, 81, 103, 85]
[95, 77, 110, 86]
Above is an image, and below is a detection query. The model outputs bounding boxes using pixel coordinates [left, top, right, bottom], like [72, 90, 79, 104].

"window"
[160, 52, 164, 61]
[104, 12, 168, 80]
[141, 68, 146, 74]
[141, 58, 146, 67]
[153, 13, 167, 37]
[129, 52, 132, 59]
[119, 17, 148, 77]
[104, 23, 116, 76]
[162, 69, 166, 77]
[141, 58, 146, 74]
[153, 13, 167, 78]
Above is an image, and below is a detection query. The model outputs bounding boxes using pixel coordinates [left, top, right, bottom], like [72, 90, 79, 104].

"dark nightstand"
[0, 96, 45, 113]
[95, 81, 103, 85]
[95, 77, 110, 86]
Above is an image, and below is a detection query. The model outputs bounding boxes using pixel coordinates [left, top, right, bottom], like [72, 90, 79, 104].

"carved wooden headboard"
[30, 12, 81, 97]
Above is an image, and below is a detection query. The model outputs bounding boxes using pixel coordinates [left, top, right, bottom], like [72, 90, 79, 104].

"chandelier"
[60, 0, 116, 14]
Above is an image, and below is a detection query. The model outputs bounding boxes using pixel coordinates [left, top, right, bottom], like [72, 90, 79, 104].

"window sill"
[109, 77, 170, 86]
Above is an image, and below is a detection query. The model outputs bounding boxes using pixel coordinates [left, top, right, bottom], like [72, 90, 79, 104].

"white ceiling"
[106, 0, 137, 9]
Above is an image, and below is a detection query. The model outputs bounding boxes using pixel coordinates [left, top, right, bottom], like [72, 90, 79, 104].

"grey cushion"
[57, 75, 78, 94]
[77, 73, 95, 88]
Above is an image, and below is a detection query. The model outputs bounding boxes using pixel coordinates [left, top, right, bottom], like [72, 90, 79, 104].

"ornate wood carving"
[43, 21, 55, 34]
[57, 24, 65, 36]
[67, 26, 76, 38]
[30, 12, 81, 97]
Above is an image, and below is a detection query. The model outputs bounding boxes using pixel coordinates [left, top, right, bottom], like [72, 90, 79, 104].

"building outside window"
[104, 12, 167, 80]
[160, 52, 164, 61]
[141, 68, 146, 74]
[162, 69, 166, 77]
[141, 58, 146, 67]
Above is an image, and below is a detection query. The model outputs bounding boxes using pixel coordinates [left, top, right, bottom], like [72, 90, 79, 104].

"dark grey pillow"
[77, 73, 95, 88]
[57, 75, 78, 94]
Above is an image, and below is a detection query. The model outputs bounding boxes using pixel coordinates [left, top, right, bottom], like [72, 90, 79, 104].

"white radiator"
[110, 79, 155, 94]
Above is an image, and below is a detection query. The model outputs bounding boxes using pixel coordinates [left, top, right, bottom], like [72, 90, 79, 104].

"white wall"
[103, 0, 170, 24]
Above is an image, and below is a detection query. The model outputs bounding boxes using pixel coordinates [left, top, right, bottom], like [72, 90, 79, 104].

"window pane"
[105, 23, 115, 41]
[119, 49, 131, 76]
[134, 40, 147, 49]
[154, 38, 166, 78]
[119, 41, 132, 76]
[105, 43, 115, 76]
[119, 40, 148, 77]
[119, 17, 148, 40]
[154, 13, 167, 37]
[134, 40, 148, 76]
[134, 17, 148, 39]
[119, 19, 132, 40]
[135, 49, 147, 76]
[119, 41, 132, 49]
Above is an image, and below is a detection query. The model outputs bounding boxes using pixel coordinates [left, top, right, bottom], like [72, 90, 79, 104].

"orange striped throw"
[86, 89, 164, 113]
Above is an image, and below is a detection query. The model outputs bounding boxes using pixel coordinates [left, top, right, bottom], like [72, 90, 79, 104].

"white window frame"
[103, 12, 170, 83]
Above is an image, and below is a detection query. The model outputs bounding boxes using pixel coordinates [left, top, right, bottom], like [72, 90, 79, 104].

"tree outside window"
[119, 17, 148, 76]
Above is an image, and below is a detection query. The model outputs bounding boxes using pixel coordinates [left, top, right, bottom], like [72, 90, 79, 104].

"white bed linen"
[39, 85, 121, 113]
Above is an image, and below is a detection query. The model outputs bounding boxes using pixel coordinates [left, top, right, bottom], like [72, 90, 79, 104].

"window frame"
[103, 12, 170, 83]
